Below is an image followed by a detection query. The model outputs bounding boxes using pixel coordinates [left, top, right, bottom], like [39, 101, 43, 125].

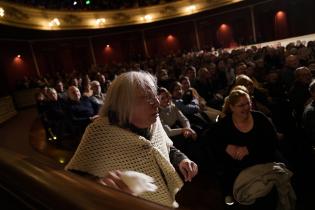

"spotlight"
[0, 7, 4, 17]
[85, 0, 91, 5]
[186, 5, 196, 13]
[73, 1, 77, 6]
[48, 18, 60, 27]
[140, 15, 152, 22]
[95, 18, 106, 26]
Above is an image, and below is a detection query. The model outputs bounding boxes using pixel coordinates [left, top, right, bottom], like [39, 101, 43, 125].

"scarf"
[65, 117, 183, 207]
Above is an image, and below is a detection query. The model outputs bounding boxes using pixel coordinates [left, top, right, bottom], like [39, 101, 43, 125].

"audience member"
[302, 79, 315, 147]
[90, 80, 105, 108]
[208, 87, 294, 209]
[65, 71, 198, 208]
[66, 86, 99, 138]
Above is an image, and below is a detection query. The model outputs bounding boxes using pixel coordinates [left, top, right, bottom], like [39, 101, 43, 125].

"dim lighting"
[48, 18, 60, 27]
[95, 18, 106, 26]
[0, 7, 4, 17]
[167, 35, 175, 41]
[59, 158, 65, 164]
[220, 24, 228, 30]
[106, 44, 110, 48]
[185, 5, 196, 13]
[276, 11, 285, 18]
[140, 15, 153, 22]
[144, 15, 152, 21]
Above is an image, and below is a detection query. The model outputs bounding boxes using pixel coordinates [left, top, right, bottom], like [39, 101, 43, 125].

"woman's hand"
[178, 159, 198, 182]
[225, 144, 238, 158]
[181, 128, 197, 140]
[97, 170, 134, 195]
[235, 146, 249, 160]
[225, 144, 249, 160]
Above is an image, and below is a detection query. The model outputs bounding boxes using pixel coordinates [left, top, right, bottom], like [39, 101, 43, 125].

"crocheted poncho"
[65, 117, 184, 207]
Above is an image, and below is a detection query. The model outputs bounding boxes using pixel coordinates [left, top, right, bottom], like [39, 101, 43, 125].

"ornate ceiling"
[0, 0, 244, 30]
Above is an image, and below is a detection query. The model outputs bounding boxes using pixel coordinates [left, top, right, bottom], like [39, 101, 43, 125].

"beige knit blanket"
[65, 117, 184, 208]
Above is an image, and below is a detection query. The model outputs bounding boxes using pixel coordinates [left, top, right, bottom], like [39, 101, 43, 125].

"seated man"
[90, 80, 105, 109]
[42, 88, 71, 141]
[158, 87, 198, 161]
[170, 81, 211, 137]
[66, 86, 99, 137]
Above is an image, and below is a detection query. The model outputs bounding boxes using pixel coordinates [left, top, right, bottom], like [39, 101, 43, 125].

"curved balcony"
[0, 0, 245, 30]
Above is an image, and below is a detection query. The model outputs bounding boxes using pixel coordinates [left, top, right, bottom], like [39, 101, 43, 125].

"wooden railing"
[0, 96, 17, 124]
[0, 148, 173, 210]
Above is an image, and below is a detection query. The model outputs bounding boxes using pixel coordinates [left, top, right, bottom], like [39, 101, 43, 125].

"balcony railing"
[0, 147, 172, 210]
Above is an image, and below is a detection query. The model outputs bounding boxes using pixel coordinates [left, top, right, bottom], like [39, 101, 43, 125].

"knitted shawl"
[65, 117, 184, 208]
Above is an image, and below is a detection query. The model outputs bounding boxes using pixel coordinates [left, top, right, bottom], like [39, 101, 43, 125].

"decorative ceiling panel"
[0, 0, 245, 30]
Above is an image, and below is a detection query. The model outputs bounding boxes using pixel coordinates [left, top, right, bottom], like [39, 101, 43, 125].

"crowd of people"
[27, 39, 315, 209]
[8, 0, 177, 11]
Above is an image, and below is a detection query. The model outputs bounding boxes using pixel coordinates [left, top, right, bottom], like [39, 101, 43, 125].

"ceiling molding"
[0, 0, 244, 30]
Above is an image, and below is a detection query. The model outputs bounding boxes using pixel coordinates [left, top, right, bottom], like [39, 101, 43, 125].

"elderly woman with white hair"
[65, 71, 198, 208]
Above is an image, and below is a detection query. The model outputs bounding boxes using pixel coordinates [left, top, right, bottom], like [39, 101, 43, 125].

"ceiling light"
[48, 18, 60, 27]
[140, 15, 153, 22]
[73, 1, 78, 6]
[0, 8, 4, 17]
[186, 5, 196, 13]
[95, 18, 106, 26]
[144, 15, 152, 21]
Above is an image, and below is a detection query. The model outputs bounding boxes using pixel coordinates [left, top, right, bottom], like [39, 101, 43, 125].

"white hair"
[99, 71, 157, 127]
[90, 80, 100, 87]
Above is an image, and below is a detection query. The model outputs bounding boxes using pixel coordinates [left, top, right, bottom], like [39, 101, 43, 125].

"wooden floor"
[1, 107, 315, 210]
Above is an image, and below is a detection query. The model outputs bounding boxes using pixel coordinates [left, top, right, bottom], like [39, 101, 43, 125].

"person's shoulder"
[251, 110, 270, 122]
[252, 110, 265, 117]
[87, 117, 108, 129]
[216, 113, 231, 126]
[304, 102, 315, 113]
[170, 103, 178, 110]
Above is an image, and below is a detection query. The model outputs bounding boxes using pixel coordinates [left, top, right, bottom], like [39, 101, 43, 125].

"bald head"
[68, 86, 81, 101]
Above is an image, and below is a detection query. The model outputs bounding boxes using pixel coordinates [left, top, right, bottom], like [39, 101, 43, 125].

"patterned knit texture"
[65, 117, 183, 207]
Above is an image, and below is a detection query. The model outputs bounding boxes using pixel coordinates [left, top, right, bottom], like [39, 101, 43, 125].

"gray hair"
[90, 80, 100, 87]
[309, 79, 315, 93]
[99, 71, 157, 126]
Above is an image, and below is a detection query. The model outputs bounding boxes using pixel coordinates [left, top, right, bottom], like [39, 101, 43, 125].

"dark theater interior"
[0, 0, 315, 209]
